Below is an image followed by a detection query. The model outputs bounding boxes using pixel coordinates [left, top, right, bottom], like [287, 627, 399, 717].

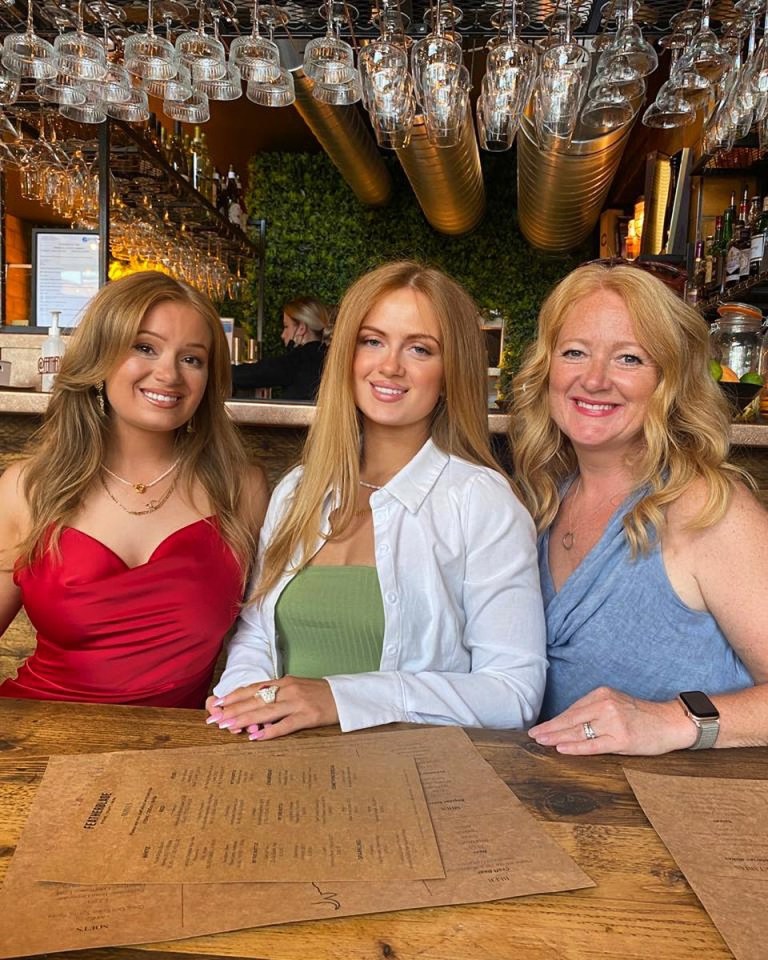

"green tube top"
[274, 565, 385, 678]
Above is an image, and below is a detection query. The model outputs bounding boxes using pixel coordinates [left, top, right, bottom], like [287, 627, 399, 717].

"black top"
[231, 340, 327, 402]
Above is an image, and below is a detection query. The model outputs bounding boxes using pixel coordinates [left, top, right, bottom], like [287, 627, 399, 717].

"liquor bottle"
[226, 164, 243, 228]
[751, 197, 768, 276]
[738, 224, 752, 281]
[738, 186, 750, 225]
[38, 310, 65, 393]
[168, 123, 188, 179]
[721, 195, 737, 291]
[709, 215, 723, 296]
[703, 234, 715, 294]
[190, 125, 205, 193]
[686, 239, 705, 305]
[214, 169, 228, 216]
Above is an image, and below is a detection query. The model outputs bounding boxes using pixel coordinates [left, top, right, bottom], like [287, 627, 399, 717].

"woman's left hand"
[205, 676, 339, 741]
[528, 686, 697, 756]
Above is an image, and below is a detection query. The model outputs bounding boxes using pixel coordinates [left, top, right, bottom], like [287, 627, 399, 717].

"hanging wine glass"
[54, 0, 107, 81]
[124, 0, 179, 81]
[1, 0, 57, 79]
[688, 0, 732, 84]
[532, 0, 590, 153]
[246, 66, 296, 107]
[230, 0, 281, 83]
[303, 1, 357, 86]
[175, 0, 227, 81]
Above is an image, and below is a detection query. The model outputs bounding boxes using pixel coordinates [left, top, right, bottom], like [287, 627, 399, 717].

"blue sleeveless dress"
[538, 491, 753, 722]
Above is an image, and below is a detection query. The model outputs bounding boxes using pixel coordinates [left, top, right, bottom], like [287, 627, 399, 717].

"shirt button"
[378, 543, 391, 555]
[385, 645, 397, 655]
[386, 592, 398, 604]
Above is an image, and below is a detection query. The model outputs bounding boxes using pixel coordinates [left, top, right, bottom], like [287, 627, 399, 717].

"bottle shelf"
[697, 271, 768, 315]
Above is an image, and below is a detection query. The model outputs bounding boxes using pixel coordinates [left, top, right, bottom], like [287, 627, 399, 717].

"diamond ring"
[583, 720, 597, 740]
[256, 685, 278, 704]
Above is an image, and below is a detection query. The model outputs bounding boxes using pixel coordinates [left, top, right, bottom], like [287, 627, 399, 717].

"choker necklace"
[100, 474, 177, 516]
[359, 479, 382, 490]
[102, 459, 180, 495]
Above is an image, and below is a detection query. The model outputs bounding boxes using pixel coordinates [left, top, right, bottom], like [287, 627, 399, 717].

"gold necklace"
[102, 458, 180, 495]
[359, 479, 382, 490]
[561, 477, 581, 551]
[100, 474, 177, 516]
[561, 478, 627, 551]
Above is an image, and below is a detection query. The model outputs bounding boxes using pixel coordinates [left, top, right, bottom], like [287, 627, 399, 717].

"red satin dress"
[0, 519, 243, 708]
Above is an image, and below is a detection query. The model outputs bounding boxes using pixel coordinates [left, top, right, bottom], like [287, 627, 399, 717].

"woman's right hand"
[205, 676, 339, 741]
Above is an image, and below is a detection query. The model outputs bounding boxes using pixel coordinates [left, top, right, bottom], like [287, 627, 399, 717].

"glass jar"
[710, 303, 764, 377]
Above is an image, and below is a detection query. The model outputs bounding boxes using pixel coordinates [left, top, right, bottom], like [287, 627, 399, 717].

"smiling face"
[105, 299, 212, 437]
[547, 287, 660, 459]
[352, 286, 444, 441]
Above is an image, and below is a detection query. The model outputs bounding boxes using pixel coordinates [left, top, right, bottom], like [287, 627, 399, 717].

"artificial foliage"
[245, 148, 587, 397]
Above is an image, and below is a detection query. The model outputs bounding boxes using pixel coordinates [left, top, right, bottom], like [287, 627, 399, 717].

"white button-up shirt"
[215, 439, 547, 731]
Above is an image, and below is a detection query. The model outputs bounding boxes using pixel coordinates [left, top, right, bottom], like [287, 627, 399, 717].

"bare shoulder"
[0, 459, 32, 555]
[241, 463, 270, 533]
[665, 476, 768, 563]
[0, 459, 31, 520]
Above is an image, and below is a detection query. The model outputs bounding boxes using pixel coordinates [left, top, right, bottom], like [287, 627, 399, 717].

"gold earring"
[96, 382, 105, 416]
[186, 417, 195, 434]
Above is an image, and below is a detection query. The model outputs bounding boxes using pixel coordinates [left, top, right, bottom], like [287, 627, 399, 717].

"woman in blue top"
[207, 261, 546, 740]
[511, 262, 768, 755]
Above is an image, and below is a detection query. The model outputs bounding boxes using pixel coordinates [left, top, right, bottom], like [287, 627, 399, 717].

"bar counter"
[2, 389, 768, 443]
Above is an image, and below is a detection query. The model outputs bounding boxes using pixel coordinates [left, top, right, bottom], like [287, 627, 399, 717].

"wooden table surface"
[1, 698, 764, 960]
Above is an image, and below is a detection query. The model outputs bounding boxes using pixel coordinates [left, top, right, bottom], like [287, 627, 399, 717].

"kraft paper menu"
[29, 747, 442, 884]
[625, 768, 768, 960]
[0, 728, 594, 957]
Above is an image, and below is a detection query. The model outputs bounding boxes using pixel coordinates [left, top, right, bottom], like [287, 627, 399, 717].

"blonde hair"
[284, 297, 329, 337]
[255, 260, 499, 598]
[511, 263, 746, 554]
[19, 271, 255, 573]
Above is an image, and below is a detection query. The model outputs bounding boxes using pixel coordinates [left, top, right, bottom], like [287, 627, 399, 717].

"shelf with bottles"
[111, 119, 257, 261]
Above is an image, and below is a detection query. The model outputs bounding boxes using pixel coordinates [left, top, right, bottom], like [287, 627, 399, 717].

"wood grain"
[0, 699, 764, 960]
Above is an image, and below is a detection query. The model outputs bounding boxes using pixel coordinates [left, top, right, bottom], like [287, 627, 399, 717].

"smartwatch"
[678, 691, 720, 750]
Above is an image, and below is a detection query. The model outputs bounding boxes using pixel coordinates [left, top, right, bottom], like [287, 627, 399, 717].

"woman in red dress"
[0, 271, 267, 707]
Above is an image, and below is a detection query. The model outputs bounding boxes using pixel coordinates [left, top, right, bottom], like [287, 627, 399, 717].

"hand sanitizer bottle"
[39, 310, 65, 393]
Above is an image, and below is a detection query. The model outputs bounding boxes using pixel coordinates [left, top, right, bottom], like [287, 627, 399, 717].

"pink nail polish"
[213, 698, 225, 707]
[218, 721, 231, 729]
[205, 715, 220, 725]
[248, 729, 265, 741]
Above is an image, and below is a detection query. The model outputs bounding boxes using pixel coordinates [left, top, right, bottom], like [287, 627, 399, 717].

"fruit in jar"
[708, 359, 723, 381]
[719, 365, 740, 382]
[740, 371, 764, 385]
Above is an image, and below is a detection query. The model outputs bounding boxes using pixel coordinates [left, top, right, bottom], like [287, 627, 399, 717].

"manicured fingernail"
[248, 729, 265, 741]
[205, 715, 220, 725]
[218, 720, 231, 729]
[213, 698, 225, 707]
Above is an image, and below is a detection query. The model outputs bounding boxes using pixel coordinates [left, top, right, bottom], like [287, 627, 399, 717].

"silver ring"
[583, 720, 597, 740]
[256, 685, 278, 704]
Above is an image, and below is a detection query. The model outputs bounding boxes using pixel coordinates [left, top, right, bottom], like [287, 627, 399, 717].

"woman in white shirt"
[206, 261, 546, 739]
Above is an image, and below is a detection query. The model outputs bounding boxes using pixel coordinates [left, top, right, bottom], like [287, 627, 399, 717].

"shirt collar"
[379, 438, 449, 514]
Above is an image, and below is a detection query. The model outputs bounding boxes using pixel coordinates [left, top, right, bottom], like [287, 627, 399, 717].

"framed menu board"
[32, 230, 100, 329]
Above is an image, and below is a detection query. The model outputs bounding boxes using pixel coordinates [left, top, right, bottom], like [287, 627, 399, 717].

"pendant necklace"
[561, 477, 626, 551]
[100, 474, 177, 516]
[561, 477, 581, 551]
[359, 479, 382, 490]
[102, 458, 180, 495]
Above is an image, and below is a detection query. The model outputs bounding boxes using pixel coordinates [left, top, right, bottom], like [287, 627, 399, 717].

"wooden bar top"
[0, 697, 764, 959]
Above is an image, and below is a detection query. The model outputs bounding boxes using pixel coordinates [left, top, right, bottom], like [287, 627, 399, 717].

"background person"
[207, 261, 546, 740]
[232, 296, 329, 401]
[510, 262, 768, 755]
[0, 271, 268, 708]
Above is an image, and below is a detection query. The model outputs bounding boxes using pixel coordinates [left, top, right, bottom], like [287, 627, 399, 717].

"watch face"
[679, 690, 719, 719]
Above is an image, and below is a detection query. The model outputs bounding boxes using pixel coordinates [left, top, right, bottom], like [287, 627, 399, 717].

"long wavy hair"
[18, 271, 255, 573]
[510, 262, 746, 555]
[255, 260, 499, 599]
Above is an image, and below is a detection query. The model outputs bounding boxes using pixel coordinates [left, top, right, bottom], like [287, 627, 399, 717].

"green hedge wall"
[245, 149, 588, 398]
